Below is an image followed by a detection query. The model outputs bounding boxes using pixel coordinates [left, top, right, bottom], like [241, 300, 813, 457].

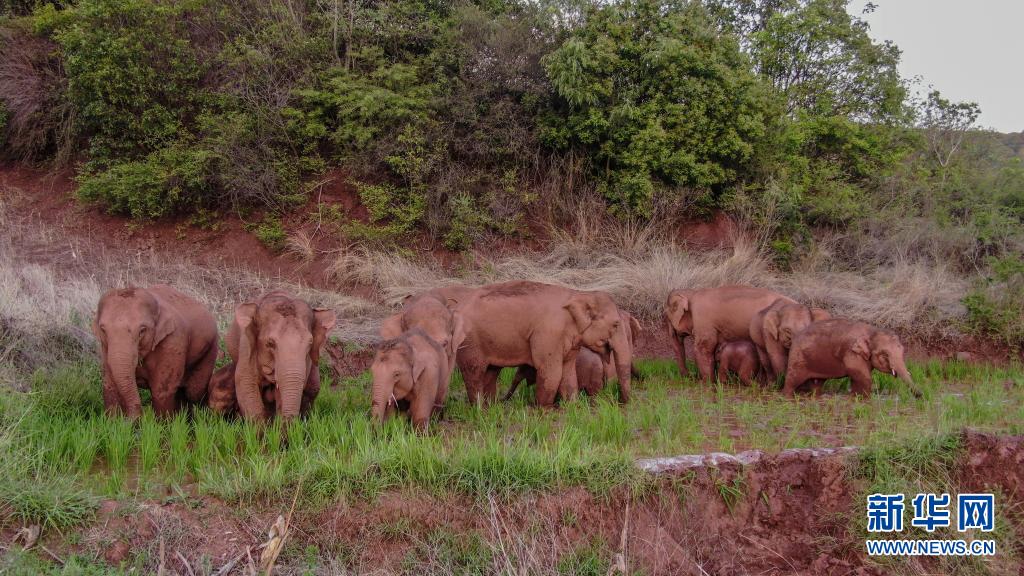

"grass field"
[2, 356, 1022, 536]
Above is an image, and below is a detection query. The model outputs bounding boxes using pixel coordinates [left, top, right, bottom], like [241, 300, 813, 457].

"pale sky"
[855, 1, 1023, 133]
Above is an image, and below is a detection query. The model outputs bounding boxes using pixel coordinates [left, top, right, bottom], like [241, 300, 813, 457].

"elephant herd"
[91, 281, 918, 429]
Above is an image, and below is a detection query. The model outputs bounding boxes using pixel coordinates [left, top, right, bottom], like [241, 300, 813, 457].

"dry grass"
[330, 213, 970, 341]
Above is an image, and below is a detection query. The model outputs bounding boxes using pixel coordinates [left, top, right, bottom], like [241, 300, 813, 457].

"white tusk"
[891, 369, 895, 376]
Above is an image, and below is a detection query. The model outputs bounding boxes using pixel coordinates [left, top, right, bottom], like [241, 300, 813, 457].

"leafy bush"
[76, 144, 213, 218]
[39, 0, 203, 164]
[249, 215, 287, 251]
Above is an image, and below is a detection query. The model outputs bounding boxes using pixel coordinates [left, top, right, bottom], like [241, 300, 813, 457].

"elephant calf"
[783, 319, 920, 399]
[379, 292, 466, 371]
[715, 340, 760, 386]
[505, 347, 606, 402]
[93, 285, 218, 419]
[749, 299, 830, 382]
[370, 328, 449, 431]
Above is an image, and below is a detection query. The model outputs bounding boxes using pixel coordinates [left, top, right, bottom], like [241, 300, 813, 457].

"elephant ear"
[851, 337, 872, 361]
[810, 307, 831, 322]
[665, 291, 689, 332]
[233, 303, 259, 366]
[151, 305, 177, 352]
[379, 313, 403, 340]
[565, 295, 595, 332]
[450, 310, 467, 359]
[763, 308, 782, 342]
[312, 308, 337, 355]
[628, 315, 642, 342]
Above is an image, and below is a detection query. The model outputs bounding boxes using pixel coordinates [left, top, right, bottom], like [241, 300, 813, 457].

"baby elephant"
[207, 362, 278, 417]
[93, 285, 218, 419]
[783, 319, 920, 398]
[505, 347, 606, 402]
[370, 328, 449, 431]
[715, 340, 760, 386]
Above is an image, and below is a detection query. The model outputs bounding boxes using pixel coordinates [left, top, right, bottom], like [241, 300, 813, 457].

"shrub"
[250, 215, 287, 252]
[76, 144, 214, 219]
[42, 0, 202, 164]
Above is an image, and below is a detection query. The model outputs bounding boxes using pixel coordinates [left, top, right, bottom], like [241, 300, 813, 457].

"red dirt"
[9, 431, 1019, 574]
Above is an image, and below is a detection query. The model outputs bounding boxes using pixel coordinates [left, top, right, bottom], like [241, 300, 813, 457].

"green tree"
[541, 0, 774, 216]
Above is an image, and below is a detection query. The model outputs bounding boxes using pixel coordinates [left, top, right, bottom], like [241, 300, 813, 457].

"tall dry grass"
[329, 210, 970, 342]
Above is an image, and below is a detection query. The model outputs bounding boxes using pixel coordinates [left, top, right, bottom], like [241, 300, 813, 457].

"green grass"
[1, 357, 1022, 530]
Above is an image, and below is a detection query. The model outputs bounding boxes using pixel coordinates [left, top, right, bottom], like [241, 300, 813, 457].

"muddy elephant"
[92, 285, 219, 419]
[749, 300, 831, 382]
[782, 319, 919, 398]
[715, 340, 760, 387]
[665, 286, 795, 383]
[227, 291, 336, 421]
[455, 281, 630, 407]
[370, 328, 449, 431]
[379, 292, 466, 370]
[505, 347, 606, 401]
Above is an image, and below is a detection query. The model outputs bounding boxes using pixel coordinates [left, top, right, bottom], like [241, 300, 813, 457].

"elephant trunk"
[609, 330, 632, 404]
[108, 347, 143, 418]
[896, 363, 921, 398]
[276, 356, 308, 420]
[370, 376, 394, 422]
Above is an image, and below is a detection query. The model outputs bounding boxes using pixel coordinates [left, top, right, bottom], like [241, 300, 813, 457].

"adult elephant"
[749, 300, 831, 382]
[456, 281, 631, 406]
[665, 285, 795, 383]
[227, 291, 336, 421]
[92, 285, 218, 419]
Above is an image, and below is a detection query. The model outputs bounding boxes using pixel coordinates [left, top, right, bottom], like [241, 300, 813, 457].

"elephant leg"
[301, 366, 321, 417]
[504, 366, 535, 401]
[460, 358, 488, 406]
[781, 369, 807, 398]
[409, 391, 435, 432]
[184, 343, 218, 405]
[754, 345, 774, 383]
[558, 353, 579, 404]
[534, 359, 563, 408]
[480, 367, 501, 405]
[693, 337, 717, 384]
[149, 360, 185, 418]
[848, 366, 873, 398]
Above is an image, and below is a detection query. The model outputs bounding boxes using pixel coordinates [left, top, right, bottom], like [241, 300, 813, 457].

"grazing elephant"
[456, 281, 630, 407]
[749, 300, 831, 381]
[227, 291, 336, 421]
[782, 319, 920, 398]
[370, 328, 449, 431]
[92, 286, 218, 419]
[715, 340, 760, 386]
[505, 347, 606, 401]
[665, 286, 795, 383]
[379, 292, 467, 369]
